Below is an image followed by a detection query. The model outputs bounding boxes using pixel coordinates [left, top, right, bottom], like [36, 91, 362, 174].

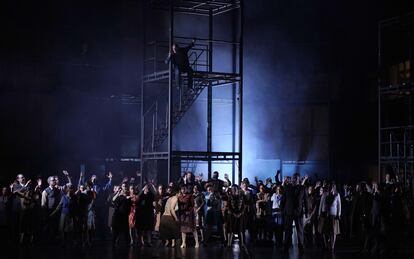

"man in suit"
[281, 172, 308, 254]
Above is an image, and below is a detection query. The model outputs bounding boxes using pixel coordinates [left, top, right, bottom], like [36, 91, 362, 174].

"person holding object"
[165, 39, 196, 92]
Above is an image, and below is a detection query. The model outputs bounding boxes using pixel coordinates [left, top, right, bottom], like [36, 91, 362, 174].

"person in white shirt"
[270, 185, 284, 246]
[318, 183, 341, 251]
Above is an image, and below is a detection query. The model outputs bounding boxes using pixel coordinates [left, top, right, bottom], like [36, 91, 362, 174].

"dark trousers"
[303, 222, 313, 247]
[273, 223, 284, 245]
[174, 66, 193, 90]
[44, 209, 59, 242]
[205, 211, 223, 243]
[284, 215, 304, 247]
[112, 213, 129, 245]
[11, 210, 21, 243]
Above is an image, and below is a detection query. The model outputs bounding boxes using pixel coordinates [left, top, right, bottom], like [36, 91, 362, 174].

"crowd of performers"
[0, 170, 412, 255]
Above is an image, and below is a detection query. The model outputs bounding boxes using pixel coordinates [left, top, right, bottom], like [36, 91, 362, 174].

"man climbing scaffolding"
[165, 39, 196, 92]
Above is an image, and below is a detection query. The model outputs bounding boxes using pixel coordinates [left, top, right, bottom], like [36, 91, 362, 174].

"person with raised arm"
[275, 170, 283, 185]
[54, 170, 72, 191]
[165, 39, 196, 91]
[111, 182, 130, 246]
[208, 171, 231, 194]
[106, 183, 119, 233]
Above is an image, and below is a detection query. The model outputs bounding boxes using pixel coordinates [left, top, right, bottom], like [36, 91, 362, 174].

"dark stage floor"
[1, 240, 414, 259]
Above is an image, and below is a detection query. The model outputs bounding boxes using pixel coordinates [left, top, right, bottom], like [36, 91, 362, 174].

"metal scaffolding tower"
[379, 12, 414, 196]
[140, 0, 243, 184]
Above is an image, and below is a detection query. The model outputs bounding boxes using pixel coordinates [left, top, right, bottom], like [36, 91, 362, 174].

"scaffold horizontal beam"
[171, 151, 240, 161]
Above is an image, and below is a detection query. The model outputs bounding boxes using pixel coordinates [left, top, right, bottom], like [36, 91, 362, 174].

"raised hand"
[195, 174, 203, 181]
[62, 170, 69, 176]
[108, 172, 113, 179]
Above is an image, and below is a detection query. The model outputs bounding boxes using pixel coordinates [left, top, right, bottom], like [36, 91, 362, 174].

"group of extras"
[0, 170, 412, 255]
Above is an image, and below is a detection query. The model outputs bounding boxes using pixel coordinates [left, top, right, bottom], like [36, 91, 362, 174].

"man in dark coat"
[281, 172, 308, 254]
[165, 40, 195, 91]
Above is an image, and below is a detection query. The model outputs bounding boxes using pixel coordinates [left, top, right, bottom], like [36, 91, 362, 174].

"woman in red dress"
[128, 185, 139, 245]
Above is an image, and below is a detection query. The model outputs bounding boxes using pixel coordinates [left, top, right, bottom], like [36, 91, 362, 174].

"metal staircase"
[143, 68, 241, 152]
[144, 78, 207, 152]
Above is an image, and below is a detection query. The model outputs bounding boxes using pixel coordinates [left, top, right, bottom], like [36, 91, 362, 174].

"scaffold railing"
[149, 0, 241, 16]
[380, 126, 414, 160]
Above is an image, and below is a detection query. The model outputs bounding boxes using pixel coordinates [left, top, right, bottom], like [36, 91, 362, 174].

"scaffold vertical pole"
[238, 0, 244, 184]
[167, 0, 174, 183]
[207, 9, 213, 179]
[378, 22, 382, 182]
[140, 1, 146, 187]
